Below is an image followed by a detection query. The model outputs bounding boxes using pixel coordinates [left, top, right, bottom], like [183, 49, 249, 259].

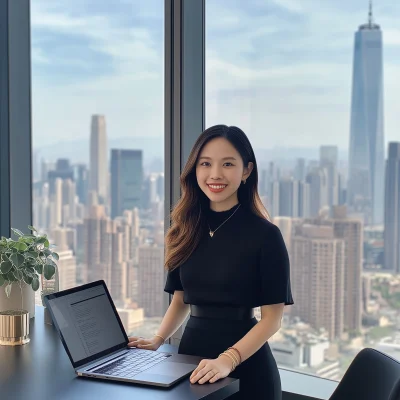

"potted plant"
[0, 226, 58, 346]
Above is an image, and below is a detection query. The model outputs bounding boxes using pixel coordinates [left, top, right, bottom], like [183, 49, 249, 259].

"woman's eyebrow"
[198, 156, 237, 161]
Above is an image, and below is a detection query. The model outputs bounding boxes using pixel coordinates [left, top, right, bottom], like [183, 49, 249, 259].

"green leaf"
[25, 251, 38, 259]
[13, 269, 23, 281]
[0, 274, 5, 287]
[31, 277, 40, 291]
[34, 264, 43, 274]
[46, 259, 57, 268]
[36, 237, 47, 244]
[11, 228, 24, 237]
[22, 272, 33, 285]
[10, 253, 25, 269]
[43, 248, 52, 257]
[0, 260, 12, 274]
[6, 271, 17, 282]
[16, 242, 28, 251]
[44, 264, 56, 280]
[5, 283, 12, 297]
[28, 225, 38, 233]
[44, 240, 50, 248]
[52, 252, 59, 261]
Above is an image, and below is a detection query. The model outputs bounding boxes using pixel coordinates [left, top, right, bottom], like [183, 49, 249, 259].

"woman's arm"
[189, 303, 285, 384]
[129, 291, 190, 349]
[154, 291, 190, 342]
[232, 303, 284, 362]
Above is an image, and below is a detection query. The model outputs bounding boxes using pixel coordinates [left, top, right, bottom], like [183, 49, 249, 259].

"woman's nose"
[210, 166, 223, 180]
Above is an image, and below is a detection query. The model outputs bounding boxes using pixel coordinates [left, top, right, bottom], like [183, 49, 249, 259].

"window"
[207, 0, 400, 380]
[31, 0, 165, 338]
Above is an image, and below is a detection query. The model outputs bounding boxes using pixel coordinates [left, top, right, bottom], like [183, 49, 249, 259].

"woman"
[128, 125, 293, 399]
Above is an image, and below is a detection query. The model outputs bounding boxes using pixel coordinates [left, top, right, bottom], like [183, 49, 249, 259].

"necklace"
[207, 204, 241, 238]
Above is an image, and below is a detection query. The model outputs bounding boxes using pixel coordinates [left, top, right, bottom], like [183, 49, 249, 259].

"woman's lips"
[207, 184, 227, 193]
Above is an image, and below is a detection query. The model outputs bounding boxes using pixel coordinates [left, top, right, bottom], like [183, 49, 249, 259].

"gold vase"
[0, 310, 30, 346]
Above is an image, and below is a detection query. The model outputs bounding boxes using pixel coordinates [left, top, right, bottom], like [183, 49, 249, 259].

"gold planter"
[0, 310, 30, 346]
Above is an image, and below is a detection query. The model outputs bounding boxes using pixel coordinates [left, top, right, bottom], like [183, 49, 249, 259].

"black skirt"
[178, 316, 282, 400]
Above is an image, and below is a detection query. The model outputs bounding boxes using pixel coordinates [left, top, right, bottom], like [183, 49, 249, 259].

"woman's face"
[195, 137, 253, 211]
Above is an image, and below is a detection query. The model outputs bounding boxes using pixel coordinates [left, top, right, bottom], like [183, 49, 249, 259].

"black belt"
[190, 305, 254, 320]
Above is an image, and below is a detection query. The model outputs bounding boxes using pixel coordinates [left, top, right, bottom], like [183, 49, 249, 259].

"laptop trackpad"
[146, 361, 196, 377]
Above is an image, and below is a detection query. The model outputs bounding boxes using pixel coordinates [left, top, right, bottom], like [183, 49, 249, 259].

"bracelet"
[219, 352, 237, 372]
[227, 347, 242, 364]
[225, 349, 240, 366]
[153, 334, 165, 343]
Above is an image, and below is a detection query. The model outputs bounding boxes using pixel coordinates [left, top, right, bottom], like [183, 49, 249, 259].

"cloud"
[206, 0, 400, 149]
[31, 0, 400, 152]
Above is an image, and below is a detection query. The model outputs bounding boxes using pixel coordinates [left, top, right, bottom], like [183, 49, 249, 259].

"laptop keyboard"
[92, 349, 172, 379]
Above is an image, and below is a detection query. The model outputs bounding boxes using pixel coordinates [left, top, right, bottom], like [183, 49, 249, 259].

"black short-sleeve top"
[164, 204, 294, 308]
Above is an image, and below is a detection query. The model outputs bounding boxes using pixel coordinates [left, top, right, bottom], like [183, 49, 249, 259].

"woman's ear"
[243, 162, 254, 180]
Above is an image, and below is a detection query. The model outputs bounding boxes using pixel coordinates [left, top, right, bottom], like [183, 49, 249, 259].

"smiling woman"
[154, 125, 293, 399]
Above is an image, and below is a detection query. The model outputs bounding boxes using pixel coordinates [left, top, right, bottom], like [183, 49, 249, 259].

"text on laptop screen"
[47, 285, 126, 363]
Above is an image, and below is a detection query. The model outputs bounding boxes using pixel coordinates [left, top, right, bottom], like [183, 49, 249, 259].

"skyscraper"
[89, 115, 108, 202]
[384, 143, 400, 272]
[137, 244, 165, 317]
[348, 2, 385, 224]
[111, 149, 143, 218]
[291, 223, 345, 340]
[320, 146, 339, 209]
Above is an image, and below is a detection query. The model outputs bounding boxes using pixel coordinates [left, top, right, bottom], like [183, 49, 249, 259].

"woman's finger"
[209, 372, 221, 383]
[199, 370, 216, 385]
[191, 365, 209, 383]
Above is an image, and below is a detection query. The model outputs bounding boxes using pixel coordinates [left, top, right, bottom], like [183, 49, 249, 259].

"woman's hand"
[128, 336, 164, 351]
[190, 356, 233, 384]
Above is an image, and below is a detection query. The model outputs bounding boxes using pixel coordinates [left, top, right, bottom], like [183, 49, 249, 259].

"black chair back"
[329, 348, 400, 400]
[389, 378, 400, 400]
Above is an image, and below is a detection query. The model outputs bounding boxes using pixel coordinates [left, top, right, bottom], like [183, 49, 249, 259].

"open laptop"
[43, 280, 198, 387]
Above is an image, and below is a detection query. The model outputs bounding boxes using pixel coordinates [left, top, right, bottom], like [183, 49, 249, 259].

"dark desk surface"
[0, 307, 239, 400]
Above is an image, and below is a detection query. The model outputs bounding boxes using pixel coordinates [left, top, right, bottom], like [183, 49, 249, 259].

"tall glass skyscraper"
[348, 2, 385, 224]
[111, 149, 143, 218]
[384, 143, 400, 273]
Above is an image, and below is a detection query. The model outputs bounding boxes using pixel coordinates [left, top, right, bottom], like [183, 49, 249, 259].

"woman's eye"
[224, 163, 233, 167]
[200, 162, 210, 166]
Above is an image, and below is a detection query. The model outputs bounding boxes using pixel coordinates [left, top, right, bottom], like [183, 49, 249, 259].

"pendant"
[209, 231, 214, 237]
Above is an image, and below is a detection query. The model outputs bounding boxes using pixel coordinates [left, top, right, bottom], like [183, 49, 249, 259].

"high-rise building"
[306, 206, 363, 333]
[279, 179, 299, 217]
[320, 146, 339, 209]
[111, 149, 143, 218]
[89, 115, 108, 202]
[291, 223, 345, 340]
[48, 158, 73, 196]
[84, 205, 113, 286]
[295, 158, 306, 182]
[74, 163, 88, 205]
[348, 3, 385, 224]
[306, 168, 328, 217]
[137, 244, 164, 317]
[384, 142, 400, 272]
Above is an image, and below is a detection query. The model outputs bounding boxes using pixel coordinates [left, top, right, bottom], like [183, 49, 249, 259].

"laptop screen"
[45, 281, 128, 368]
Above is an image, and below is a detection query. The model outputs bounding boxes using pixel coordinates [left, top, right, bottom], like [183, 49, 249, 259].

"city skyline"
[31, 0, 400, 150]
[29, 0, 400, 381]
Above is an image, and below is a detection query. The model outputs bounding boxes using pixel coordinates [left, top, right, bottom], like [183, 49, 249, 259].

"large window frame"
[0, 0, 339, 398]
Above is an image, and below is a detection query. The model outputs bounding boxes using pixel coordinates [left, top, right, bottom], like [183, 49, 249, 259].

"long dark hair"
[164, 125, 269, 271]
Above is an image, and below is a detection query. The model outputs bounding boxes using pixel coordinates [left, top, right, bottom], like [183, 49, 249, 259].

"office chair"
[389, 378, 400, 400]
[329, 348, 400, 400]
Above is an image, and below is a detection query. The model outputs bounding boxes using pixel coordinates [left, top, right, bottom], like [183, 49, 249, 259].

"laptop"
[43, 280, 198, 387]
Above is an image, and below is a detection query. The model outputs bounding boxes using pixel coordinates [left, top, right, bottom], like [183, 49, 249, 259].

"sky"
[31, 0, 400, 152]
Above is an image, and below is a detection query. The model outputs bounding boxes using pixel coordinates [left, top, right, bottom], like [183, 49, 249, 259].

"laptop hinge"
[75, 347, 129, 372]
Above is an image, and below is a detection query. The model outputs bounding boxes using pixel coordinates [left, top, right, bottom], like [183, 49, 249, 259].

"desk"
[0, 307, 239, 400]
